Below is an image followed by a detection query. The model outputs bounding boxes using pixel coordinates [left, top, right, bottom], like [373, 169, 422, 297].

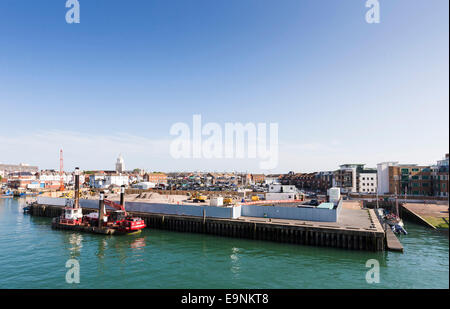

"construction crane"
[59, 149, 65, 191]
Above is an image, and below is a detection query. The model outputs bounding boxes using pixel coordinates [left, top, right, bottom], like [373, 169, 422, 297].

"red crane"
[104, 199, 127, 216]
[59, 149, 65, 191]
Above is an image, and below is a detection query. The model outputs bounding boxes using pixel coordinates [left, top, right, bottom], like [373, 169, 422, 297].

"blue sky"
[0, 0, 448, 172]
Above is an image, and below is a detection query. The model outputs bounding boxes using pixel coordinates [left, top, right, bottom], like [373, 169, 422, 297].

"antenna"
[59, 149, 64, 191]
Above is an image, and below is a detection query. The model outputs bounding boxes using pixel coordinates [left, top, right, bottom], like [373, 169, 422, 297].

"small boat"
[392, 223, 408, 235]
[383, 212, 407, 235]
[1, 190, 13, 197]
[384, 212, 403, 226]
[383, 188, 408, 235]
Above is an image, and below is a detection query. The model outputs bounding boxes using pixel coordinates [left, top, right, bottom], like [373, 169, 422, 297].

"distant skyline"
[0, 1, 448, 173]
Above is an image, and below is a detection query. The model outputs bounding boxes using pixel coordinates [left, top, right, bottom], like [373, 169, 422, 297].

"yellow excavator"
[251, 195, 260, 201]
[61, 191, 74, 198]
[189, 191, 207, 203]
[223, 197, 234, 206]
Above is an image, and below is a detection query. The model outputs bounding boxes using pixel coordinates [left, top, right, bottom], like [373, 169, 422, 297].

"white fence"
[37, 197, 241, 219]
[37, 197, 341, 222]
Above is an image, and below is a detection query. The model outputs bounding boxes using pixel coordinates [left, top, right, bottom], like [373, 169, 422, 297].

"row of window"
[361, 188, 375, 192]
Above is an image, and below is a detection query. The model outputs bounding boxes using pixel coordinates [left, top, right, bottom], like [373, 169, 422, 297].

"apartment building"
[333, 164, 362, 193]
[333, 164, 377, 194]
[377, 162, 398, 195]
[358, 170, 377, 194]
[432, 154, 449, 197]
[250, 174, 265, 184]
[144, 172, 168, 184]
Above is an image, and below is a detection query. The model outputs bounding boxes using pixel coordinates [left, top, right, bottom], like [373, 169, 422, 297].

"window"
[412, 176, 419, 180]
[401, 168, 409, 174]
[422, 176, 429, 180]
[412, 168, 419, 172]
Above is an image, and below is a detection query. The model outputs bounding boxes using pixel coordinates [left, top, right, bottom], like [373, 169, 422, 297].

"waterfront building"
[6, 172, 37, 189]
[333, 164, 377, 194]
[316, 171, 334, 192]
[432, 154, 449, 197]
[376, 162, 433, 196]
[377, 162, 398, 195]
[333, 164, 362, 193]
[358, 169, 377, 194]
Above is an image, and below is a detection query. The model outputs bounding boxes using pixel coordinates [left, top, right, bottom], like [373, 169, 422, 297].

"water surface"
[0, 198, 448, 289]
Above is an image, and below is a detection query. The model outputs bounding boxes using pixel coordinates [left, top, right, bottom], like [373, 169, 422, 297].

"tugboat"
[52, 167, 146, 235]
[83, 193, 146, 235]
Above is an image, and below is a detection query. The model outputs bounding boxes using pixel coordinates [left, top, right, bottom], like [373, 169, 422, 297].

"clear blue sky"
[0, 0, 448, 172]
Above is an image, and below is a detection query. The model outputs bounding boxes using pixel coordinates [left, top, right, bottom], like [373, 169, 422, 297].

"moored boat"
[51, 168, 146, 235]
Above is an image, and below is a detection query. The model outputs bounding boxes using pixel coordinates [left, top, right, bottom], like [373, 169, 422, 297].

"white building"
[115, 154, 125, 173]
[90, 174, 129, 188]
[265, 175, 281, 185]
[132, 182, 156, 190]
[268, 184, 296, 193]
[358, 172, 377, 194]
[377, 162, 398, 195]
[105, 174, 129, 187]
[266, 184, 301, 201]
[327, 187, 341, 204]
[39, 172, 74, 184]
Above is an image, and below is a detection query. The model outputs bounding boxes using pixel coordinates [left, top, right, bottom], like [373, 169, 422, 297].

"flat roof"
[317, 202, 334, 209]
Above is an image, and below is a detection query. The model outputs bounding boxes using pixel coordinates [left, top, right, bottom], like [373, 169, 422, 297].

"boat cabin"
[63, 207, 83, 220]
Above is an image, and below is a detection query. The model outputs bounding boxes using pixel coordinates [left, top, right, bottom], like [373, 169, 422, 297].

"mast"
[376, 190, 379, 209]
[74, 167, 80, 209]
[98, 191, 105, 228]
[395, 186, 399, 217]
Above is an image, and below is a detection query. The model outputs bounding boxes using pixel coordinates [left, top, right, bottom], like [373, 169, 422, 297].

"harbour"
[28, 202, 385, 251]
[0, 197, 448, 289]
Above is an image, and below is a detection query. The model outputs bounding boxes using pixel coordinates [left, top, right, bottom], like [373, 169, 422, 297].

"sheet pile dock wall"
[30, 204, 385, 251]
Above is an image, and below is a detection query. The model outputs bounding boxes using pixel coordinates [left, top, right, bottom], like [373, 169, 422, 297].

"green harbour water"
[0, 198, 448, 289]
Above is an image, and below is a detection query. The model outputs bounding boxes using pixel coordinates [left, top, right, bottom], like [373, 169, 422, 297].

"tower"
[115, 154, 125, 173]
